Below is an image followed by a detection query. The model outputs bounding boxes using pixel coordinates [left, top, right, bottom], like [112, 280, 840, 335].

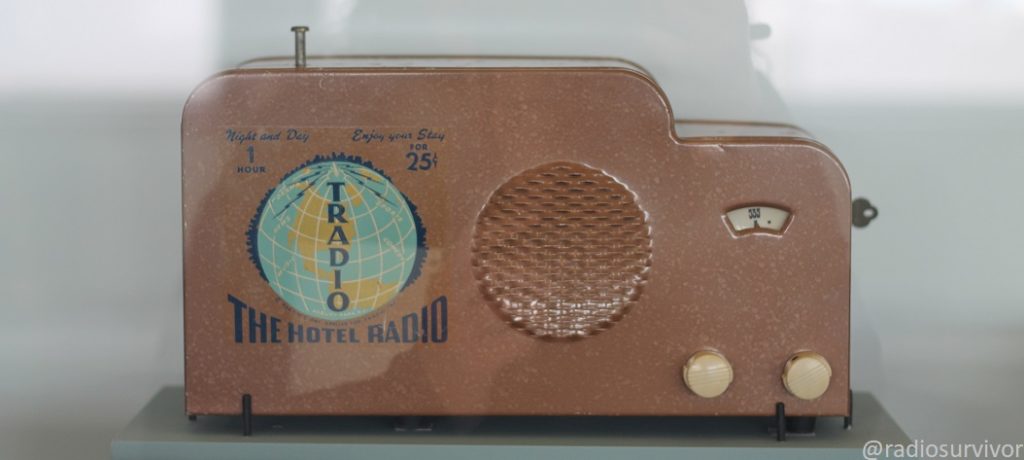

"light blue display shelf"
[112, 387, 911, 460]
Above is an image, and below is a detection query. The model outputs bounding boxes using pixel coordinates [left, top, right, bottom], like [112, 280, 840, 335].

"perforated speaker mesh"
[472, 162, 652, 339]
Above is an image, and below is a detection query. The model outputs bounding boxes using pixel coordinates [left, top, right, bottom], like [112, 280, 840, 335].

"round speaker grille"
[472, 162, 652, 339]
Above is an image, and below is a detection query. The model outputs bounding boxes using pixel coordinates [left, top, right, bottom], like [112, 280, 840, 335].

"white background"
[1, 1, 1023, 458]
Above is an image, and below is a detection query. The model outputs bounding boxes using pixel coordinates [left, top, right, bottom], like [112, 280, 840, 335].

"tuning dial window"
[725, 206, 791, 234]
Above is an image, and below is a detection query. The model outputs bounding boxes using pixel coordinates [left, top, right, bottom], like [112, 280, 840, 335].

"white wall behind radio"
[1, 1, 1022, 458]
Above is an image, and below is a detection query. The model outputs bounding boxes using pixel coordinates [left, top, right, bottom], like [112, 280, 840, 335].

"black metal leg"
[242, 394, 253, 436]
[844, 390, 853, 430]
[188, 414, 197, 421]
[775, 402, 786, 442]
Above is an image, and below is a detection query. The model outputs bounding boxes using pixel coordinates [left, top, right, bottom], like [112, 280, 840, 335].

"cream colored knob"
[682, 350, 733, 398]
[782, 351, 832, 400]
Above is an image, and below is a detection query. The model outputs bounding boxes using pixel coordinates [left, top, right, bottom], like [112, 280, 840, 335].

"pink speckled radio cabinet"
[181, 50, 851, 435]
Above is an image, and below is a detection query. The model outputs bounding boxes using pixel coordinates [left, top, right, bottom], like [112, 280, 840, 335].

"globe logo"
[248, 154, 426, 321]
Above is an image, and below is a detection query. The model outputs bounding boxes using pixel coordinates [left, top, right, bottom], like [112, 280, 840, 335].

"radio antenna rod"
[291, 26, 309, 68]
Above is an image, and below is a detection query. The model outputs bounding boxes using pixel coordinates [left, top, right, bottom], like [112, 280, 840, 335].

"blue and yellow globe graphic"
[249, 155, 425, 321]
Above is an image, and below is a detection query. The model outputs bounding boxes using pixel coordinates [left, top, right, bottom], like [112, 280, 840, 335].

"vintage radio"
[182, 28, 851, 436]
